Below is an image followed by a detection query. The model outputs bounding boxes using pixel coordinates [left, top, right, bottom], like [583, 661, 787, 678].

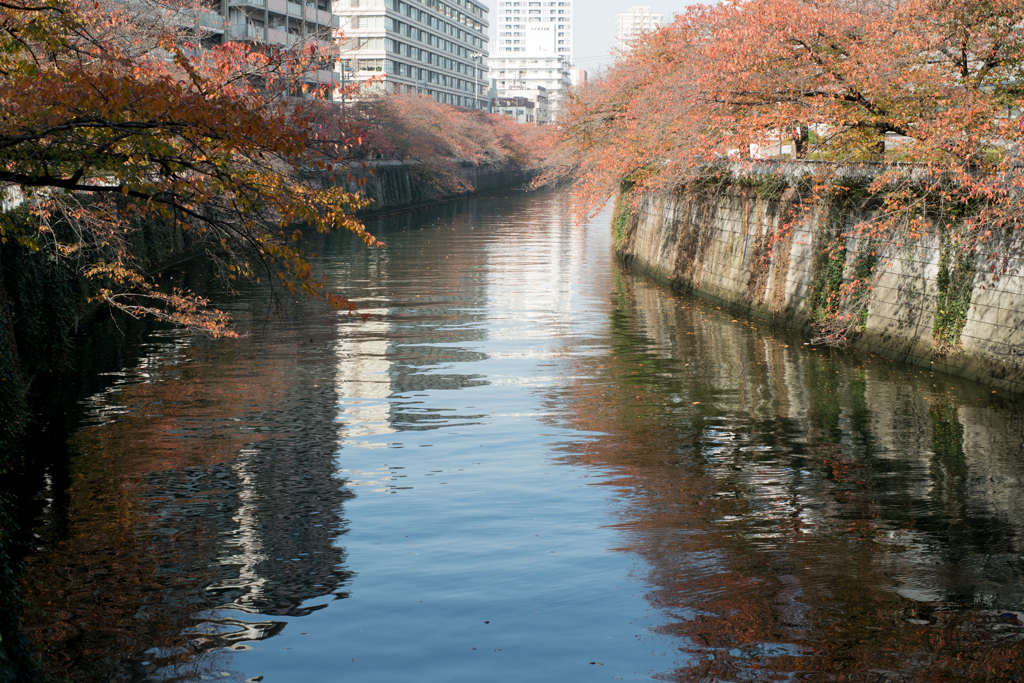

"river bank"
[614, 183, 1024, 394]
[350, 161, 536, 216]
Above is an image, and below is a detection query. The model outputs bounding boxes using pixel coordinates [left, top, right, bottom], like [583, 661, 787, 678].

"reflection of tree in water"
[20, 339, 354, 682]
[549, 273, 1024, 682]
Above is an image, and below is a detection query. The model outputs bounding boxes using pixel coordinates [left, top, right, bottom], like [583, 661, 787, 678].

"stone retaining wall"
[333, 161, 535, 213]
[617, 187, 1024, 393]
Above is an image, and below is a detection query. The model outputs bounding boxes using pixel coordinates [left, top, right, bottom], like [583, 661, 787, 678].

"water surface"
[19, 190, 1024, 682]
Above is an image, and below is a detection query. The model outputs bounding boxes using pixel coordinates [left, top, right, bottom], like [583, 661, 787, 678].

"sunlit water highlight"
[18, 189, 1024, 682]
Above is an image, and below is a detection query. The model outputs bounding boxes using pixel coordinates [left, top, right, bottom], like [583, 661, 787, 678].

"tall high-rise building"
[614, 6, 662, 54]
[487, 1, 573, 123]
[333, 0, 490, 108]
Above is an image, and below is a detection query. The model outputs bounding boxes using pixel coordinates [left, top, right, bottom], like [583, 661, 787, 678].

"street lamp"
[470, 52, 483, 110]
[339, 60, 348, 107]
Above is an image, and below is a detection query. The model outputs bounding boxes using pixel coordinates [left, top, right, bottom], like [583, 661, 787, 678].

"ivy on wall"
[850, 240, 878, 330]
[611, 181, 636, 248]
[933, 236, 974, 352]
[807, 201, 848, 323]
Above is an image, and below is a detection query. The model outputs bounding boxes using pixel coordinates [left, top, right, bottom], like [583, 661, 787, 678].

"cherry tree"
[549, 0, 1024, 344]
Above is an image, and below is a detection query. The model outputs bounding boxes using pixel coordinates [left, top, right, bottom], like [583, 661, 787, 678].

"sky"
[569, 1, 704, 75]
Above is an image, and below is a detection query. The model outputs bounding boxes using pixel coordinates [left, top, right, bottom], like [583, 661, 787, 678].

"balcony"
[301, 6, 333, 26]
[314, 69, 338, 84]
[266, 27, 289, 45]
[228, 23, 265, 41]
[267, 0, 286, 13]
[197, 11, 228, 31]
[287, 1, 302, 16]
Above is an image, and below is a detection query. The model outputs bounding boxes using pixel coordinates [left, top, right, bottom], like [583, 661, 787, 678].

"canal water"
[15, 189, 1024, 682]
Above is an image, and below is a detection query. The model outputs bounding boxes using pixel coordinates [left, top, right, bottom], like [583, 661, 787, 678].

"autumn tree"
[549, 0, 1024, 343]
[321, 93, 554, 197]
[0, 0, 379, 337]
[553, 0, 1024, 202]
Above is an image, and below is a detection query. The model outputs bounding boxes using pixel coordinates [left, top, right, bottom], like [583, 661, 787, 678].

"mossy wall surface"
[0, 241, 86, 459]
[337, 162, 535, 214]
[0, 240, 86, 683]
[617, 186, 1024, 393]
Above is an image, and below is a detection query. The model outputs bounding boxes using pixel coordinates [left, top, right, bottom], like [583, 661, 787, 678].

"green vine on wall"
[933, 235, 974, 353]
[849, 240, 878, 330]
[807, 202, 847, 322]
[611, 180, 636, 248]
[805, 191, 881, 345]
[807, 236, 846, 322]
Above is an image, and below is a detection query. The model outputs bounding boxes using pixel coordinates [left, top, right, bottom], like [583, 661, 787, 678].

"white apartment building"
[569, 65, 585, 88]
[333, 0, 490, 109]
[502, 85, 549, 123]
[614, 6, 662, 54]
[487, 1, 572, 122]
[491, 95, 537, 123]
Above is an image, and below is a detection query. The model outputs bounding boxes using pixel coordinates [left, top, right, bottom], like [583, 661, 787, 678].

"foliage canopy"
[549, 0, 1024, 344]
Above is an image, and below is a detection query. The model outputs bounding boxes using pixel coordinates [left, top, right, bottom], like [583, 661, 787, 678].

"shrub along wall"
[615, 185, 1024, 393]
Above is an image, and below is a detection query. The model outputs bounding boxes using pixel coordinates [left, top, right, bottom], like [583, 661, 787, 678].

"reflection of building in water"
[21, 318, 357, 681]
[335, 306, 397, 442]
[329, 193, 589, 441]
[484, 196, 582, 344]
[331, 202, 495, 435]
[135, 376, 358, 674]
[199, 403, 356, 616]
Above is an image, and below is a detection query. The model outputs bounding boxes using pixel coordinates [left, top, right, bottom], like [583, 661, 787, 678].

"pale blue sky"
[569, 1, 704, 75]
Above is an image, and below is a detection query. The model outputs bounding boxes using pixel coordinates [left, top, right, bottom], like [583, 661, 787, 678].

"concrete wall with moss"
[0, 202, 197, 460]
[341, 162, 535, 213]
[0, 207, 166, 682]
[616, 185, 1024, 393]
